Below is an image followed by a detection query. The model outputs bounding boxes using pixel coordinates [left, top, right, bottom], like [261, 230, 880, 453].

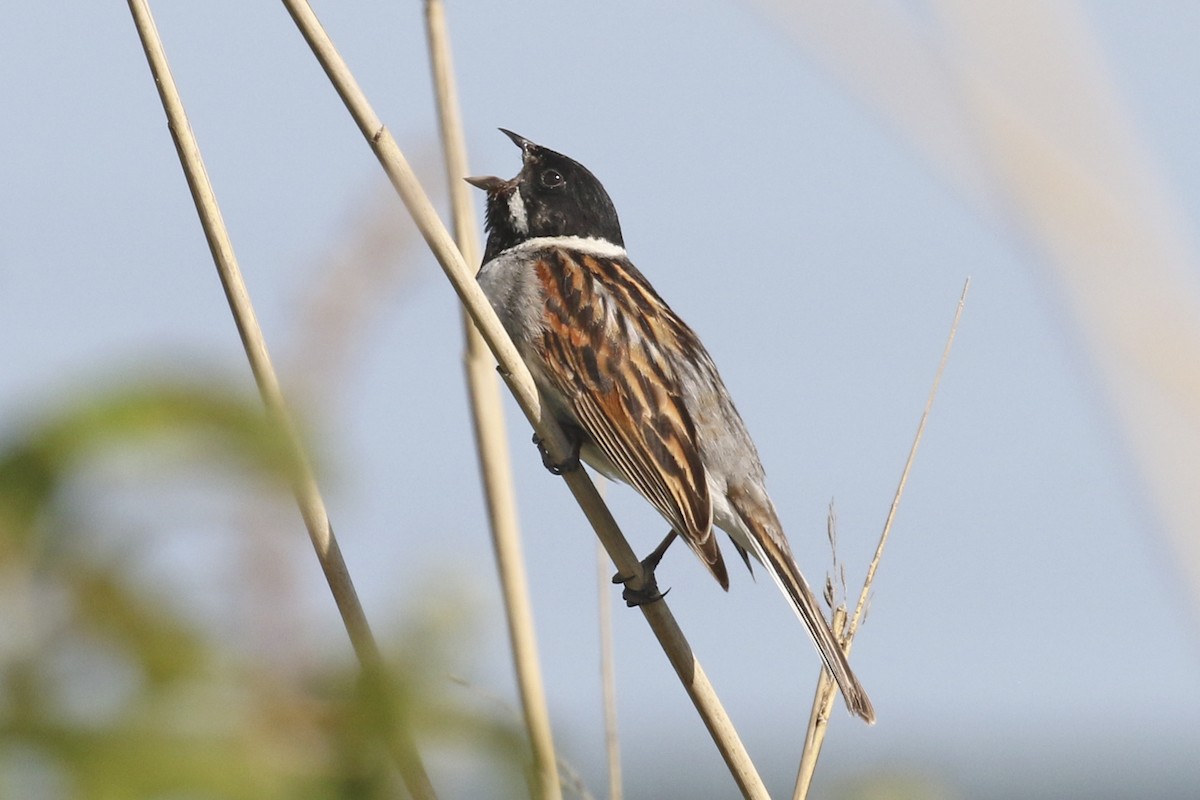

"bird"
[467, 129, 874, 723]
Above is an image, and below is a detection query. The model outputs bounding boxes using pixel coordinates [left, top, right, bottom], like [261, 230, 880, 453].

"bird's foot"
[611, 530, 677, 607]
[532, 430, 581, 475]
[611, 565, 668, 607]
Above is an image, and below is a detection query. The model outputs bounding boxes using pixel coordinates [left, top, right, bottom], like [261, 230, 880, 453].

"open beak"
[466, 130, 538, 192]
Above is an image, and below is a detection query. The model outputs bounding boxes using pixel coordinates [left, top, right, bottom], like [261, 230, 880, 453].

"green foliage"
[0, 377, 530, 798]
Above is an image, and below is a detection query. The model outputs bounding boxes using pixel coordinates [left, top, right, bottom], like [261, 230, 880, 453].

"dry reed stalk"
[422, 2, 563, 798]
[126, 2, 436, 797]
[278, 0, 767, 795]
[792, 279, 970, 800]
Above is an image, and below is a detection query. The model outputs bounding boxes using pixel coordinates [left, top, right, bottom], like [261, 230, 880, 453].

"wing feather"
[532, 249, 726, 584]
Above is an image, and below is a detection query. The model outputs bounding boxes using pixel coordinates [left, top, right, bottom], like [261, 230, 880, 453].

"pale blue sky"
[4, 2, 1199, 797]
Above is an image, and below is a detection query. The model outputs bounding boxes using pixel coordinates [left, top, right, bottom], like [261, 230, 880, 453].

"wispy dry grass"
[792, 278, 969, 800]
[287, 182, 424, 408]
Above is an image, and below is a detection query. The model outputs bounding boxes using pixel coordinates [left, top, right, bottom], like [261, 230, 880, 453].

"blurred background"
[3, 1, 1198, 798]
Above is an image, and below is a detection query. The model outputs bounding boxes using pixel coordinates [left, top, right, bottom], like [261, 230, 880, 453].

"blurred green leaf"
[0, 379, 301, 549]
[0, 375, 537, 798]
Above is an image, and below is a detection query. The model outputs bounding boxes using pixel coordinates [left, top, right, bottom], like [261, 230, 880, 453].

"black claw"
[622, 582, 669, 607]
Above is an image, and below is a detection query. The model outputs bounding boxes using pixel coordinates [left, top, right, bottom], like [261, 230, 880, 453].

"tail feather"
[740, 509, 875, 724]
[681, 528, 730, 590]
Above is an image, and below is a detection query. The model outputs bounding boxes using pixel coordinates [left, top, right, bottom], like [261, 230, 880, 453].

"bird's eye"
[540, 168, 564, 189]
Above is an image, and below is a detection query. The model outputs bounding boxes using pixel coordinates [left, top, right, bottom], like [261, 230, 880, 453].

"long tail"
[739, 507, 875, 724]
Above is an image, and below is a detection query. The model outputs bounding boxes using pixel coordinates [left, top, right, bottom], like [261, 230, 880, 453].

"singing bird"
[468, 130, 874, 722]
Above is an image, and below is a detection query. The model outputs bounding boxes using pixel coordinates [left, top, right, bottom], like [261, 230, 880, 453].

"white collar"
[506, 235, 627, 260]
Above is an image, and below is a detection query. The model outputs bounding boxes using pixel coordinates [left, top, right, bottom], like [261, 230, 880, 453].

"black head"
[467, 130, 624, 263]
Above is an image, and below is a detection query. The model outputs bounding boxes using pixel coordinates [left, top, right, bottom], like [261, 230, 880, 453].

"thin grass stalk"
[126, 3, 435, 797]
[422, 3, 562, 798]
[596, 540, 623, 800]
[278, 1, 768, 795]
[792, 278, 970, 800]
[791, 609, 847, 800]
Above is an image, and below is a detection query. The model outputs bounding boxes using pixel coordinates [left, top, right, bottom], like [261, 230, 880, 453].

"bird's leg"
[532, 426, 582, 475]
[612, 529, 678, 607]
